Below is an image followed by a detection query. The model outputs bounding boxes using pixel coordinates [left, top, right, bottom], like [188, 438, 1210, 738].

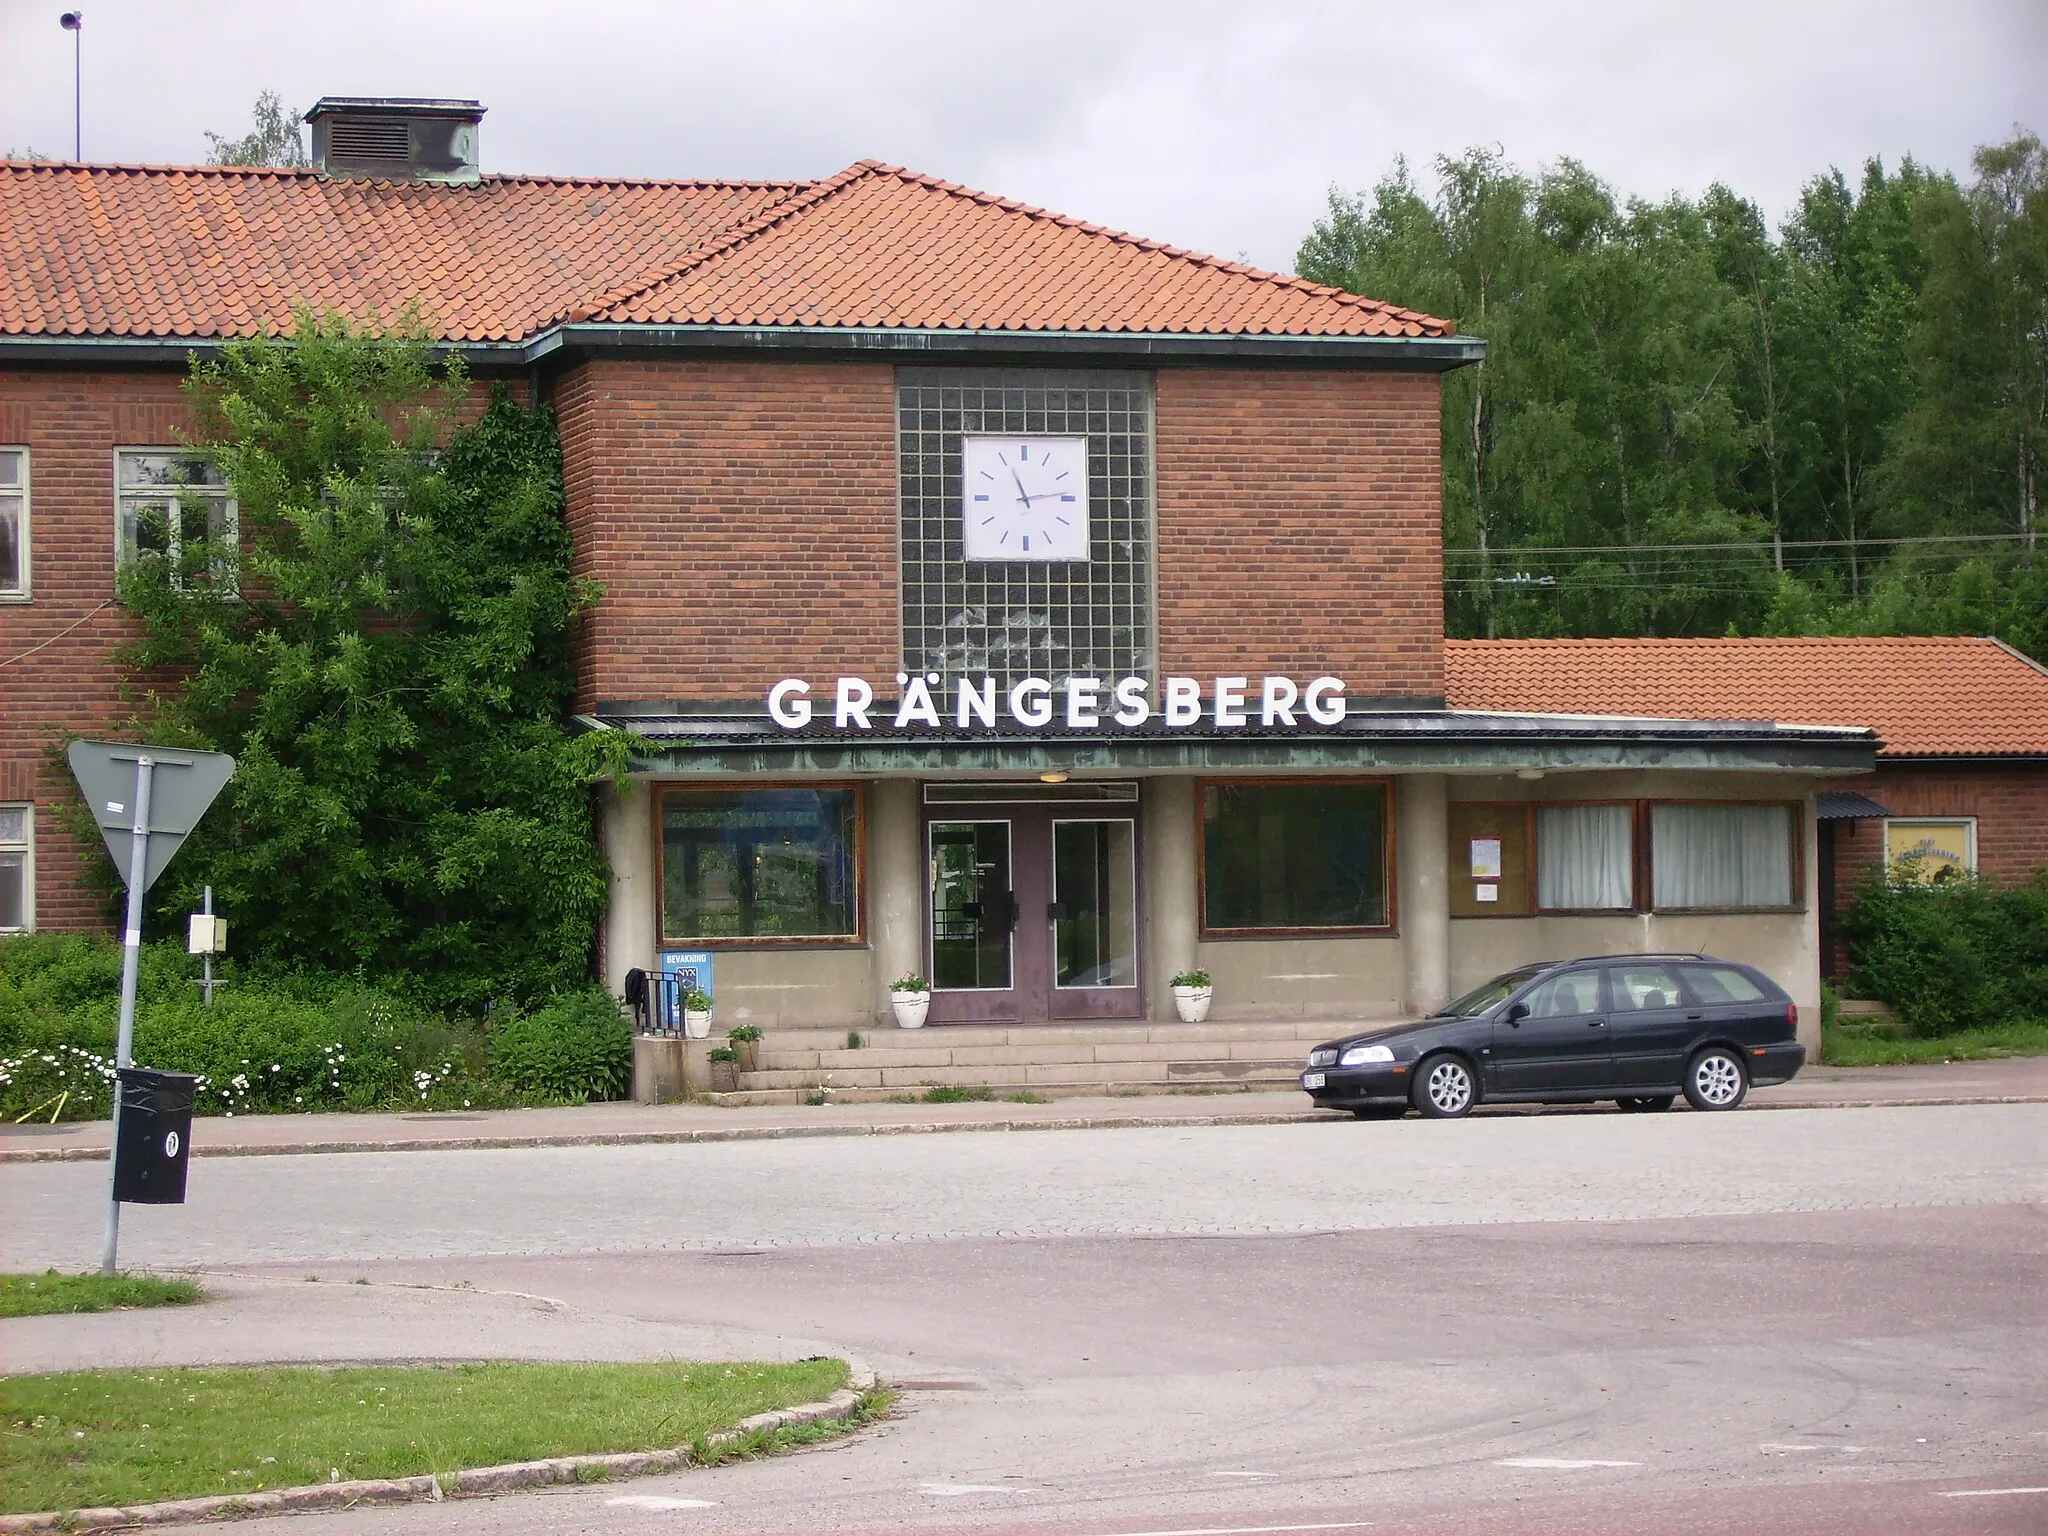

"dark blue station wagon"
[1301, 954, 1806, 1119]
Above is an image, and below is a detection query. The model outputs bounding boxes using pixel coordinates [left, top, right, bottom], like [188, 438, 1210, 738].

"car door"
[1487, 968, 1612, 1094]
[1604, 962, 1697, 1089]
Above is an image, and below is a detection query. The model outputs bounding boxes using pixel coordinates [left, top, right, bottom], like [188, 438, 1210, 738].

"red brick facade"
[1155, 369, 1444, 699]
[555, 358, 901, 707]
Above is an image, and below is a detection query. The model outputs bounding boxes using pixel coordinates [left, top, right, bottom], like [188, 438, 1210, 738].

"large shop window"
[1536, 803, 1635, 911]
[0, 805, 30, 932]
[1201, 781, 1390, 934]
[115, 451, 238, 594]
[897, 368, 1153, 691]
[659, 787, 861, 943]
[0, 448, 26, 598]
[1650, 802, 1797, 910]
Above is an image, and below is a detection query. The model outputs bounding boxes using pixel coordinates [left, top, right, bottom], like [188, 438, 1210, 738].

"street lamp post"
[59, 12, 83, 162]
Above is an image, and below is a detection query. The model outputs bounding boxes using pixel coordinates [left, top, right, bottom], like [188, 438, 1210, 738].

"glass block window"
[897, 369, 1153, 690]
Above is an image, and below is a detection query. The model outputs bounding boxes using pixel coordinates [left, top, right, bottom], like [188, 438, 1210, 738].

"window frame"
[0, 802, 32, 933]
[1531, 798, 1640, 916]
[1881, 816, 1978, 882]
[1195, 775, 1397, 939]
[112, 447, 240, 595]
[0, 446, 28, 601]
[1645, 798, 1805, 915]
[653, 780, 867, 949]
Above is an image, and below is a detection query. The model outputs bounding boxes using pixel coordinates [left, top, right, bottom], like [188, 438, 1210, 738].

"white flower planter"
[682, 1008, 713, 1040]
[891, 991, 932, 1029]
[1171, 985, 1213, 1024]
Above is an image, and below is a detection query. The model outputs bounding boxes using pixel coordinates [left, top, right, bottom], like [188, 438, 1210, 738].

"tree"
[205, 90, 311, 169]
[118, 314, 627, 1011]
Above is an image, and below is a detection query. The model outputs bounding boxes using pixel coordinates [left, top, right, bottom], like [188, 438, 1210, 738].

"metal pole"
[73, 25, 80, 162]
[101, 753, 152, 1277]
[201, 885, 214, 1007]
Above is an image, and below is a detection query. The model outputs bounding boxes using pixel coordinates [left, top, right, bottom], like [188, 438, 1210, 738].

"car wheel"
[1684, 1048, 1749, 1111]
[1615, 1095, 1676, 1113]
[1350, 1105, 1407, 1120]
[1412, 1054, 1476, 1119]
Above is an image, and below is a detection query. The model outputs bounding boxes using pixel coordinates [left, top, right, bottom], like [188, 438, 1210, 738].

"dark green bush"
[486, 987, 632, 1103]
[1841, 870, 2048, 1036]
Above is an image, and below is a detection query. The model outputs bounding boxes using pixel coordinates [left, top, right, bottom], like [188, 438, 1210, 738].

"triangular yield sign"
[66, 741, 236, 892]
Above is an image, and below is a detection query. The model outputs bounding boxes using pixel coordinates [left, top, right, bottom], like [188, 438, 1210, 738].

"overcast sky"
[2, 0, 2042, 274]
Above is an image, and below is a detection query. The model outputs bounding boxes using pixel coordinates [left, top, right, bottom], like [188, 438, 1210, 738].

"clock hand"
[1008, 467, 1033, 506]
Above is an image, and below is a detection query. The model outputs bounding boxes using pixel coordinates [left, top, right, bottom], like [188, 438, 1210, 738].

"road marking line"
[1211, 1470, 1281, 1478]
[1936, 1487, 2048, 1498]
[920, 1483, 1036, 1496]
[1088, 1525, 1376, 1536]
[1497, 1457, 1642, 1469]
[605, 1495, 718, 1510]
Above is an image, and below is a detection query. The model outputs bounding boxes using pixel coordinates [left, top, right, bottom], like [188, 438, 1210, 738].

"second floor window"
[0, 448, 25, 598]
[116, 451, 238, 593]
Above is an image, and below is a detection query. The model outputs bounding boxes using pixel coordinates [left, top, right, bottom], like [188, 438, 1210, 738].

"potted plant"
[890, 972, 932, 1029]
[706, 1045, 741, 1093]
[726, 1024, 762, 1074]
[680, 988, 714, 1039]
[1170, 969, 1213, 1023]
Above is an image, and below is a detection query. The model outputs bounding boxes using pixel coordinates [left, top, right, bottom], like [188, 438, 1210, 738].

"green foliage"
[0, 1271, 205, 1318]
[1839, 870, 2048, 1035]
[1821, 1017, 2048, 1065]
[116, 315, 627, 1013]
[919, 1084, 996, 1102]
[1298, 131, 2046, 656]
[485, 986, 631, 1103]
[204, 90, 311, 168]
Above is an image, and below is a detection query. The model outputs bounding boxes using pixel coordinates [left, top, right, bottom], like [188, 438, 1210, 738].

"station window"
[0, 804, 30, 932]
[658, 786, 862, 944]
[115, 450, 238, 594]
[1650, 802, 1798, 911]
[0, 449, 26, 598]
[1535, 802, 1635, 911]
[1200, 779, 1391, 934]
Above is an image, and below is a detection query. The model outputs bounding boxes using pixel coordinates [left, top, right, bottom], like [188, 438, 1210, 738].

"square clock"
[960, 435, 1090, 561]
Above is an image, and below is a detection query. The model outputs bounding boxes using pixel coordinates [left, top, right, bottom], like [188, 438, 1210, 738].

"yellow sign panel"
[1885, 820, 1974, 882]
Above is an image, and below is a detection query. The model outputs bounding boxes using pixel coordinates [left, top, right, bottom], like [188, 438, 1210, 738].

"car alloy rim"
[1428, 1061, 1471, 1113]
[1695, 1054, 1741, 1105]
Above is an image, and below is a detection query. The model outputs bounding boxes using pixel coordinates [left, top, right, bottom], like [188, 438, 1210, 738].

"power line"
[1442, 531, 2036, 558]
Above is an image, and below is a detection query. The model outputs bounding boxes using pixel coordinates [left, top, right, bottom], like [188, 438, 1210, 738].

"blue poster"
[658, 950, 714, 1029]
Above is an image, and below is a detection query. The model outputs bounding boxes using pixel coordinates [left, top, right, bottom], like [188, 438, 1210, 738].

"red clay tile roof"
[1446, 636, 2048, 757]
[591, 161, 1452, 337]
[0, 158, 1451, 344]
[0, 163, 806, 342]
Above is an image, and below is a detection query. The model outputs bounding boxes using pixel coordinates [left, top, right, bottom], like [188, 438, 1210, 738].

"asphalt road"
[4, 1104, 2046, 1535]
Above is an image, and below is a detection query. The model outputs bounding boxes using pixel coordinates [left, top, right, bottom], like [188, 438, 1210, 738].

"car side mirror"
[1504, 1002, 1529, 1024]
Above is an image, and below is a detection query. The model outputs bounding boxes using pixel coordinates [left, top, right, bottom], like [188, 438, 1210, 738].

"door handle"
[1686, 1012, 1704, 1020]
[1006, 893, 1020, 929]
[1587, 1018, 1606, 1028]
[1047, 900, 1070, 922]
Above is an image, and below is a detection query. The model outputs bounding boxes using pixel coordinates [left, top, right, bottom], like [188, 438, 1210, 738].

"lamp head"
[60, 12, 84, 30]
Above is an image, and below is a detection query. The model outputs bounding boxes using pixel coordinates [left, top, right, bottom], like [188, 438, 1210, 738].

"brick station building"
[1, 99, 1875, 1055]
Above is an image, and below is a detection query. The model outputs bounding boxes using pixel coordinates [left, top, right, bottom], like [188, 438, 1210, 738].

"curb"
[3, 1094, 2044, 1164]
[0, 1365, 880, 1533]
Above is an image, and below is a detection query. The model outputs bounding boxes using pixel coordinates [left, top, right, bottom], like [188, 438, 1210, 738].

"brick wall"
[1154, 369, 1445, 699]
[1819, 760, 2048, 975]
[0, 366, 523, 933]
[554, 358, 901, 706]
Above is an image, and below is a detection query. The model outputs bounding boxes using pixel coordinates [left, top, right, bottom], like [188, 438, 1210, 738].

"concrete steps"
[694, 1017, 1367, 1108]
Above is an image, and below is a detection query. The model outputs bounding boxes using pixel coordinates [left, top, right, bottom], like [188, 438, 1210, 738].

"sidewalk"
[4, 1056, 2044, 1163]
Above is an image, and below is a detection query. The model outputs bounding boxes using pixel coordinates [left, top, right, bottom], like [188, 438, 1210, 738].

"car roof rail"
[1564, 951, 1709, 964]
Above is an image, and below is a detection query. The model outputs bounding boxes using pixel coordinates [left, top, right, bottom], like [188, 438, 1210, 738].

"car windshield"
[1434, 966, 1549, 1017]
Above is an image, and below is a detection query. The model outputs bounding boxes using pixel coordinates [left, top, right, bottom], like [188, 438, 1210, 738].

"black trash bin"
[112, 1067, 196, 1205]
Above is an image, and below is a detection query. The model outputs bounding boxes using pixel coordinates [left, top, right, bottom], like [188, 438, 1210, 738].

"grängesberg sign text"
[768, 675, 1348, 732]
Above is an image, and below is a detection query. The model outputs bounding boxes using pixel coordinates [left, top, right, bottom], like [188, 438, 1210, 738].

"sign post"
[65, 741, 235, 1276]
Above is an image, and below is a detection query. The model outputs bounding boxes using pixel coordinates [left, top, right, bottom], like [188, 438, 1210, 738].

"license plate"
[1301, 1071, 1326, 1090]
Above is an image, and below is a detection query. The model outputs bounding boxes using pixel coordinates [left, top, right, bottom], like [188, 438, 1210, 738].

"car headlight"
[1339, 1044, 1396, 1067]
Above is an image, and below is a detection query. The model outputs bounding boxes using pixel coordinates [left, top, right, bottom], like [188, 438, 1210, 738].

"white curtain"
[1651, 803, 1794, 908]
[1537, 804, 1633, 909]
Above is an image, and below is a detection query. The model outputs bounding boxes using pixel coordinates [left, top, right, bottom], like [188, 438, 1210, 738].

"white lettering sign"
[770, 676, 1350, 733]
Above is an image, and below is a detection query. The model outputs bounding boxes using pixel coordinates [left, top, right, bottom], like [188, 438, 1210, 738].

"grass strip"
[0, 1358, 847, 1515]
[0, 1272, 204, 1319]
[1821, 1018, 2048, 1066]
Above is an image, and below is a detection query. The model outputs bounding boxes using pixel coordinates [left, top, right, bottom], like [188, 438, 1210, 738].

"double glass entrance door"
[927, 807, 1141, 1022]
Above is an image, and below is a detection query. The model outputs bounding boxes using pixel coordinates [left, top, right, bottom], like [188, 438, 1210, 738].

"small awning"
[1817, 790, 1891, 820]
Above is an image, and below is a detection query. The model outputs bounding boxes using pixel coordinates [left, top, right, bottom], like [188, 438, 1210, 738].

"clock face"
[960, 435, 1090, 562]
